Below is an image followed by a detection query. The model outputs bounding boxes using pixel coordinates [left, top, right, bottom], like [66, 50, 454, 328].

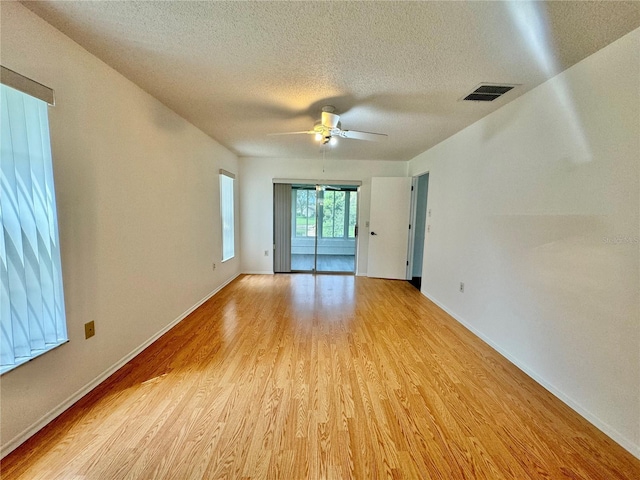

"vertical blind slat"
[1, 87, 31, 359]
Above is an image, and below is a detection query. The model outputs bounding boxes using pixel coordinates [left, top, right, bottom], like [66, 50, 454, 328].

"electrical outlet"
[84, 321, 95, 339]
[264, 250, 269, 256]
[459, 282, 464, 293]
[212, 262, 216, 271]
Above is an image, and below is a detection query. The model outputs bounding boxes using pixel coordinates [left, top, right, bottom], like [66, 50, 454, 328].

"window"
[348, 191, 357, 237]
[321, 191, 345, 238]
[320, 190, 356, 239]
[294, 188, 316, 237]
[219, 170, 235, 261]
[1, 80, 67, 374]
[293, 187, 357, 239]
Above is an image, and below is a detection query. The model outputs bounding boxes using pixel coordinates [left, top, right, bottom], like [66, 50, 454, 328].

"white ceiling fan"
[269, 105, 388, 145]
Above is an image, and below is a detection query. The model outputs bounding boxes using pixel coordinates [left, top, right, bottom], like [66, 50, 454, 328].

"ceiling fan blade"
[321, 111, 340, 129]
[267, 131, 315, 136]
[340, 130, 388, 141]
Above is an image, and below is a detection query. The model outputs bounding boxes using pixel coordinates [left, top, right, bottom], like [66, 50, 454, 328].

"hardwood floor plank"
[2, 274, 639, 479]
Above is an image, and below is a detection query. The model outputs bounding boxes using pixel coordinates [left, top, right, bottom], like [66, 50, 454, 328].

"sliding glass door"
[316, 188, 357, 272]
[290, 185, 357, 273]
[291, 186, 317, 271]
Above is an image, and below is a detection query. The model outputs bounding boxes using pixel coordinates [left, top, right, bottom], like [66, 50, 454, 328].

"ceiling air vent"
[462, 84, 516, 102]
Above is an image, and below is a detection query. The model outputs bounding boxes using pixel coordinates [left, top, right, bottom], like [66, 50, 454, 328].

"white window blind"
[219, 170, 235, 262]
[1, 83, 67, 374]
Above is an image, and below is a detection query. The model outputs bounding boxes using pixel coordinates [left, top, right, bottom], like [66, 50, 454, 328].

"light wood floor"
[2, 275, 639, 479]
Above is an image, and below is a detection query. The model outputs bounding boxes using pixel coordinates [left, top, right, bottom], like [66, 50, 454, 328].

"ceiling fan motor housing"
[270, 105, 387, 143]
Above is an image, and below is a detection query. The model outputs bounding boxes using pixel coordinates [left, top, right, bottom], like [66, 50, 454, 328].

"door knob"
[371, 231, 377, 236]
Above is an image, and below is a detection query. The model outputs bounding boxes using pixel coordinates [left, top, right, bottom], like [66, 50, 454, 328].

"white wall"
[239, 157, 407, 275]
[409, 28, 640, 457]
[0, 2, 241, 457]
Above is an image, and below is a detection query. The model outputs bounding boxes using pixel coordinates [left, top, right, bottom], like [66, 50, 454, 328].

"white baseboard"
[422, 289, 640, 460]
[1, 272, 241, 459]
[242, 271, 274, 275]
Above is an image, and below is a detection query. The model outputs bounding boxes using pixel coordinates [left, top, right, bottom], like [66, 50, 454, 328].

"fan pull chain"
[322, 146, 325, 173]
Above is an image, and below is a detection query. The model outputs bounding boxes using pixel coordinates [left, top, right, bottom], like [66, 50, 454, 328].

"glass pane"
[316, 188, 356, 273]
[322, 191, 334, 238]
[220, 174, 234, 261]
[333, 192, 345, 238]
[348, 192, 357, 237]
[307, 190, 316, 237]
[295, 189, 318, 237]
[291, 188, 316, 271]
[295, 190, 306, 236]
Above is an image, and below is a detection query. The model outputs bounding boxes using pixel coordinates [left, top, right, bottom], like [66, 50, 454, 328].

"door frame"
[287, 182, 360, 275]
[406, 171, 430, 283]
[406, 177, 419, 280]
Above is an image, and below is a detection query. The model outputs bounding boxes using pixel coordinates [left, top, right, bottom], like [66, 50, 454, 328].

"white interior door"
[367, 177, 412, 279]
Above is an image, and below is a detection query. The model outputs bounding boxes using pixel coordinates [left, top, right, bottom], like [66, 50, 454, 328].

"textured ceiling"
[22, 1, 640, 161]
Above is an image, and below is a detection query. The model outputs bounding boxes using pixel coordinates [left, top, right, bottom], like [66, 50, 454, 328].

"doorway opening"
[274, 183, 358, 275]
[408, 173, 429, 290]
